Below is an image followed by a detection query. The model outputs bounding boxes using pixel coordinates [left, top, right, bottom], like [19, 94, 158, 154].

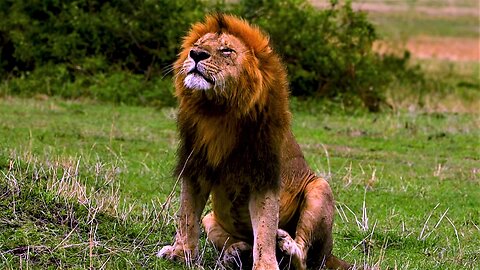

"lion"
[158, 14, 352, 270]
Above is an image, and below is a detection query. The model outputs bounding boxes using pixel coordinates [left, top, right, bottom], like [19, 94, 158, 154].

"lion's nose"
[189, 49, 210, 63]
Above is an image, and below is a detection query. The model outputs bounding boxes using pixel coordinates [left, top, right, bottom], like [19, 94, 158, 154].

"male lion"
[159, 14, 351, 270]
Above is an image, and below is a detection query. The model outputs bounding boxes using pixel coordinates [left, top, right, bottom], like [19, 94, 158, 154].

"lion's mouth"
[184, 69, 214, 90]
[188, 69, 214, 84]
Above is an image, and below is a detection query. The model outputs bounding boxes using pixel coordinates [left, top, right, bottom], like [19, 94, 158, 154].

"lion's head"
[180, 31, 247, 92]
[174, 14, 287, 115]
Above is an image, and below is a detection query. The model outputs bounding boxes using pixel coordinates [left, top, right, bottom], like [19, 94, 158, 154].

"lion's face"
[174, 14, 282, 114]
[180, 33, 248, 93]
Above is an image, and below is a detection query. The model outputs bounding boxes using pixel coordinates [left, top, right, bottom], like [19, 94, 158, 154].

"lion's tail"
[325, 254, 353, 270]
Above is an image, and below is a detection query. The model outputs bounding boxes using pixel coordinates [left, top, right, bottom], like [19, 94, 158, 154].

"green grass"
[386, 60, 480, 114]
[1, 96, 479, 269]
[0, 98, 180, 269]
[370, 13, 479, 39]
[340, 0, 480, 39]
[311, 0, 480, 39]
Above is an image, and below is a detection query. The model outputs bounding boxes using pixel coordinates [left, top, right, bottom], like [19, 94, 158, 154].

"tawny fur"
[158, 14, 351, 270]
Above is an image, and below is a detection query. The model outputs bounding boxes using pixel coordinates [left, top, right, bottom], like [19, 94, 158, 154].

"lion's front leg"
[158, 177, 211, 264]
[249, 189, 280, 270]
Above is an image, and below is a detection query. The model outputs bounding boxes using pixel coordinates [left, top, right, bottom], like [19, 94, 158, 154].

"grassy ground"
[371, 13, 479, 39]
[1, 96, 479, 269]
[358, 0, 479, 39]
[326, 0, 480, 63]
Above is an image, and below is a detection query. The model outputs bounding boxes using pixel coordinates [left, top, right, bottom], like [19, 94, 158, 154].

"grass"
[1, 96, 479, 269]
[370, 13, 479, 39]
[341, 0, 480, 39]
[386, 60, 480, 114]
[0, 98, 180, 269]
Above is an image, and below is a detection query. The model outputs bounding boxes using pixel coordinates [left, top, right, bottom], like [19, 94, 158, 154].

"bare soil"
[347, 3, 478, 17]
[407, 36, 479, 61]
[374, 36, 480, 61]
[311, 1, 479, 17]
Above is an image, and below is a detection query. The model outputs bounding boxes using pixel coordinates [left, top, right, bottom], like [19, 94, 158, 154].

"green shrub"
[1, 63, 176, 107]
[0, 0, 425, 111]
[83, 72, 176, 107]
[235, 0, 391, 111]
[0, 0, 206, 75]
[0, 0, 203, 106]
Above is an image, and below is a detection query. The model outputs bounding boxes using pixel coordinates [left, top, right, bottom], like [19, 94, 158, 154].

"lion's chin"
[184, 73, 213, 91]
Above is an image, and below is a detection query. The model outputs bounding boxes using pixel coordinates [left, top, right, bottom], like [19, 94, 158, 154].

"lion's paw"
[157, 245, 178, 260]
[157, 245, 195, 263]
[222, 241, 252, 268]
[276, 229, 300, 256]
[276, 229, 307, 269]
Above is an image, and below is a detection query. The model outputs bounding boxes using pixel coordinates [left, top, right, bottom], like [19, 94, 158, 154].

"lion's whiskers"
[161, 64, 176, 79]
[178, 66, 188, 76]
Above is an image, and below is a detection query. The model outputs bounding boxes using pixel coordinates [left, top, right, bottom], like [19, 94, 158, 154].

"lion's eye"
[219, 48, 235, 56]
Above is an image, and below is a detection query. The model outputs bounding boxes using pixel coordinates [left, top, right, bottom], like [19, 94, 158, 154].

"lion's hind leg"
[202, 212, 253, 269]
[276, 177, 334, 270]
[295, 178, 351, 270]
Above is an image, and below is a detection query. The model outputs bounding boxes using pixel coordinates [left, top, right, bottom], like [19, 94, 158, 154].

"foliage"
[2, 62, 176, 107]
[0, 0, 425, 111]
[235, 0, 395, 111]
[0, 0, 204, 75]
[0, 0, 202, 106]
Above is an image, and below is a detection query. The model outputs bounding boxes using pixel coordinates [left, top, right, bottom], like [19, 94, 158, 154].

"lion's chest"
[193, 116, 238, 167]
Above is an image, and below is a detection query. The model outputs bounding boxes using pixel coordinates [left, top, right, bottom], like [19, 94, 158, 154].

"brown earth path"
[344, 3, 477, 17]
[375, 36, 480, 61]
[312, 1, 479, 17]
[406, 36, 479, 61]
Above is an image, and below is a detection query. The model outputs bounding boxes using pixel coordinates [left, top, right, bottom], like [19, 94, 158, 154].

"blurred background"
[1, 0, 478, 112]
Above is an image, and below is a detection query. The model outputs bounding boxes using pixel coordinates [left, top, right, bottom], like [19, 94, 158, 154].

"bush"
[235, 0, 392, 111]
[0, 0, 205, 106]
[0, 0, 205, 76]
[1, 62, 176, 107]
[0, 0, 424, 111]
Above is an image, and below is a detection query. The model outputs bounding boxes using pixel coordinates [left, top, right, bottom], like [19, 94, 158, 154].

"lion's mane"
[174, 14, 291, 187]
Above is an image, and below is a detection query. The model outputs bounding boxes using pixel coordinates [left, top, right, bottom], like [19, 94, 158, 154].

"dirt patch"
[407, 36, 479, 61]
[351, 3, 478, 17]
[374, 36, 480, 61]
[311, 1, 479, 17]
